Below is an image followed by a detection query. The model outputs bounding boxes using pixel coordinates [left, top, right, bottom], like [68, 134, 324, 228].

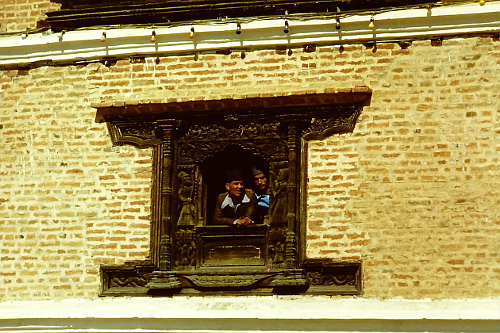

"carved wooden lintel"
[147, 267, 309, 295]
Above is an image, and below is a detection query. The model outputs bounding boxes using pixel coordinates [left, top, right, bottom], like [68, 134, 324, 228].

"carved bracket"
[107, 122, 161, 148]
[303, 259, 362, 295]
[100, 261, 156, 296]
[302, 106, 363, 140]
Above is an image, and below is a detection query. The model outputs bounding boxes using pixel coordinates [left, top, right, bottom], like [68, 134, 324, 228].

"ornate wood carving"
[176, 171, 197, 227]
[174, 228, 197, 269]
[107, 122, 160, 148]
[302, 105, 362, 140]
[303, 259, 362, 295]
[158, 235, 171, 271]
[176, 121, 283, 167]
[158, 121, 176, 239]
[101, 260, 362, 296]
[100, 262, 155, 296]
[268, 225, 288, 268]
[97, 91, 370, 296]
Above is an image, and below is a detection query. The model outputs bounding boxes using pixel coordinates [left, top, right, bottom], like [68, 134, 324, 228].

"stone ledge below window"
[1, 298, 498, 333]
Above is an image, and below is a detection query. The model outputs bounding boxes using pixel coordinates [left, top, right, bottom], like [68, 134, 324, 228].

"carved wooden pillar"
[286, 121, 298, 233]
[151, 145, 163, 268]
[157, 120, 176, 270]
[280, 117, 306, 269]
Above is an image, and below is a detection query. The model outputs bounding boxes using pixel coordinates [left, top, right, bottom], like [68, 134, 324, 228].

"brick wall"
[1, 1, 499, 301]
[1, 0, 59, 33]
[0, 64, 153, 299]
[305, 39, 499, 298]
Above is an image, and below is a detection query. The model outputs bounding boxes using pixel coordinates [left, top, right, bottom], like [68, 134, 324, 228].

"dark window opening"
[201, 145, 268, 226]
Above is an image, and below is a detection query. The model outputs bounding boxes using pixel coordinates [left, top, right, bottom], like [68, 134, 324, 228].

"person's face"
[226, 180, 244, 197]
[253, 173, 268, 191]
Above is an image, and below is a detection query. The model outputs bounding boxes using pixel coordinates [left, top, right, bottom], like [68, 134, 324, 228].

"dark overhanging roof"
[93, 88, 372, 123]
[47, 0, 441, 31]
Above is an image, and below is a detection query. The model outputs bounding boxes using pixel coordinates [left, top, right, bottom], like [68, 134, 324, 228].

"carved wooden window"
[95, 91, 370, 296]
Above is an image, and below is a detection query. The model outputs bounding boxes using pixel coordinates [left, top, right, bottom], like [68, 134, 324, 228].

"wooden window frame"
[95, 90, 370, 296]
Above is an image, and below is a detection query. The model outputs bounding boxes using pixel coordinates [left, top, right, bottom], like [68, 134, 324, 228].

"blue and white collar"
[221, 193, 250, 209]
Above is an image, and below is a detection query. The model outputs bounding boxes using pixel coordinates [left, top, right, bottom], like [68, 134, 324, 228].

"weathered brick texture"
[307, 38, 499, 298]
[1, 0, 59, 33]
[0, 1, 499, 301]
[1, 65, 153, 299]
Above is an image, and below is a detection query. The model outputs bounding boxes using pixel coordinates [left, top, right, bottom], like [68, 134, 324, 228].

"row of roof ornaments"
[47, 0, 455, 31]
[3, 1, 497, 70]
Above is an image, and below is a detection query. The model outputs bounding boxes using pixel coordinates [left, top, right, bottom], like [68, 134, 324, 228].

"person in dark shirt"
[212, 169, 257, 225]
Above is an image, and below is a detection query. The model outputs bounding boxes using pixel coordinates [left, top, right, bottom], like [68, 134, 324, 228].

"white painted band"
[0, 1, 499, 67]
[0, 297, 499, 332]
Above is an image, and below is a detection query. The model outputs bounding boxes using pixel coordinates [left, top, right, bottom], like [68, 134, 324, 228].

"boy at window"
[251, 166, 270, 224]
[212, 169, 257, 225]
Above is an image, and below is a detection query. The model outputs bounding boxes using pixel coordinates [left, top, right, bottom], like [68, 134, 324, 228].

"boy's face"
[226, 180, 244, 198]
[253, 173, 268, 191]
